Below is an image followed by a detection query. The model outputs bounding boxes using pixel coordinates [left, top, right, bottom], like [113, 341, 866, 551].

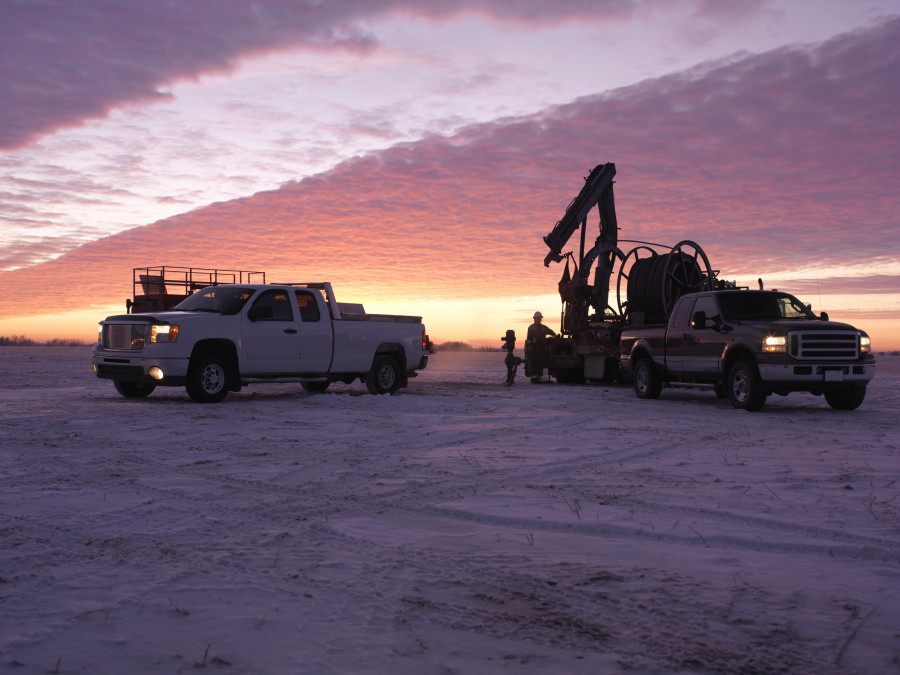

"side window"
[690, 296, 719, 329]
[250, 290, 294, 321]
[295, 291, 321, 322]
[670, 298, 693, 330]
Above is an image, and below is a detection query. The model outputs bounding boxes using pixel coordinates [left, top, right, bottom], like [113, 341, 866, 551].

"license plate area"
[824, 369, 843, 382]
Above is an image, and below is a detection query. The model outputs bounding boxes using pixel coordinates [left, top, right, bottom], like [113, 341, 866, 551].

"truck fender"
[190, 339, 241, 391]
[721, 344, 756, 382]
[373, 343, 408, 386]
[623, 338, 659, 374]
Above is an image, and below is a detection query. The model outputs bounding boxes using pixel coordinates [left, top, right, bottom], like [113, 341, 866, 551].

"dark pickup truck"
[619, 289, 876, 411]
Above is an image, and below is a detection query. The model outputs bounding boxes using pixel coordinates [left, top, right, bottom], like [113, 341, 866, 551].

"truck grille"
[102, 324, 148, 350]
[789, 331, 858, 360]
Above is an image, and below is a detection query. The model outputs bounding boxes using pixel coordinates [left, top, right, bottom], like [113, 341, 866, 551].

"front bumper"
[92, 346, 189, 386]
[757, 359, 875, 386]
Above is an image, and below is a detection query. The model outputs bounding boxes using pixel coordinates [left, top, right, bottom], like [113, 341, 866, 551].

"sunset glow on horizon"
[2, 1, 899, 350]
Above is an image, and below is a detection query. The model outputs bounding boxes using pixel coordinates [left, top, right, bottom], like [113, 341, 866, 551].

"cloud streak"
[0, 0, 636, 149]
[0, 17, 897, 321]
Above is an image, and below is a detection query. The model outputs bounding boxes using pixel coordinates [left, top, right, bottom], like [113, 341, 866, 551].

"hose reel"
[616, 240, 714, 323]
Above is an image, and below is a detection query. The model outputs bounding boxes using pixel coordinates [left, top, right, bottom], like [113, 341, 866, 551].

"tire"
[824, 385, 866, 411]
[301, 381, 330, 393]
[728, 359, 767, 411]
[366, 355, 401, 395]
[113, 380, 156, 398]
[186, 353, 231, 403]
[633, 357, 662, 399]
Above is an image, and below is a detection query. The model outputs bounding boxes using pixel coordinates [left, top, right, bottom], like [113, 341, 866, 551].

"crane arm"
[543, 162, 617, 266]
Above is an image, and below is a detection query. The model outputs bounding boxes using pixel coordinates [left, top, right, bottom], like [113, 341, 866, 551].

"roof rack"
[129, 266, 266, 313]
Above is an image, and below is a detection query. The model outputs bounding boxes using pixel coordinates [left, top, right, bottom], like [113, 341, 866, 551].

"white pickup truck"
[92, 282, 432, 402]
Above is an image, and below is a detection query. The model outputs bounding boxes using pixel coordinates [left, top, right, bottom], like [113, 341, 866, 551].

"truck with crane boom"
[515, 162, 875, 410]
[537, 162, 716, 383]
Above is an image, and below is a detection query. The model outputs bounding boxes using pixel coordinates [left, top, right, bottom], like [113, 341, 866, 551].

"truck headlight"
[860, 335, 871, 353]
[150, 324, 179, 343]
[763, 336, 787, 353]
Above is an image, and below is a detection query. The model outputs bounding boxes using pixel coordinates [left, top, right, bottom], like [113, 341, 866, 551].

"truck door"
[682, 295, 727, 377]
[294, 290, 333, 373]
[663, 297, 693, 374]
[242, 289, 300, 374]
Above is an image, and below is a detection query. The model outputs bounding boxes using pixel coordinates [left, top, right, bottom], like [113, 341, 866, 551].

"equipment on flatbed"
[616, 240, 715, 325]
[126, 266, 265, 313]
[505, 162, 720, 384]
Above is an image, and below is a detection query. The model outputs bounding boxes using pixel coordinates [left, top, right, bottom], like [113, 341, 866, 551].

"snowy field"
[1, 346, 898, 674]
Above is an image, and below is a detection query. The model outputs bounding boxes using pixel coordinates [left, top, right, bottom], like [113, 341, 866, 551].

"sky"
[1, 0, 899, 348]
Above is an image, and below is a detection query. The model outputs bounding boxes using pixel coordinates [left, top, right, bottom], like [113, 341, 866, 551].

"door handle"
[284, 329, 298, 334]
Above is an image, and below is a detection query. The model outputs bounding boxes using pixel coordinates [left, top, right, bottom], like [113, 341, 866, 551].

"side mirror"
[248, 305, 274, 321]
[820, 311, 829, 321]
[691, 310, 707, 329]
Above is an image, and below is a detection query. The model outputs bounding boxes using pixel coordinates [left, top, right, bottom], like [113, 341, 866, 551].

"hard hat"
[533, 311, 543, 318]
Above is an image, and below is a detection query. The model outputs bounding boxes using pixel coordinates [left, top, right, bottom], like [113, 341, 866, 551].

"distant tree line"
[434, 340, 501, 352]
[0, 335, 34, 345]
[0, 336, 87, 346]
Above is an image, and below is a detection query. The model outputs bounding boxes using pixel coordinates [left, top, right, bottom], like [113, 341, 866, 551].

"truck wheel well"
[374, 343, 407, 385]
[723, 347, 755, 377]
[375, 343, 406, 365]
[190, 339, 239, 390]
[629, 346, 651, 366]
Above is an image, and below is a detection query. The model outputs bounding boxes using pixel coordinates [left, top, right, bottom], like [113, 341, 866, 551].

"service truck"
[93, 280, 432, 402]
[507, 162, 877, 411]
[619, 288, 875, 411]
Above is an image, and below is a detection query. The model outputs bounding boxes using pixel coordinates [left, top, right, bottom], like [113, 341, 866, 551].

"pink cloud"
[0, 17, 897, 318]
[0, 0, 635, 150]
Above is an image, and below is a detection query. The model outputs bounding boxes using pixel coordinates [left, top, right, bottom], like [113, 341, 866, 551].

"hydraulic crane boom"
[542, 163, 620, 334]
[503, 161, 721, 385]
[543, 163, 617, 267]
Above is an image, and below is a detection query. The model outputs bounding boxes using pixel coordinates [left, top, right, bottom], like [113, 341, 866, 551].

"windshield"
[718, 292, 815, 321]
[173, 286, 256, 315]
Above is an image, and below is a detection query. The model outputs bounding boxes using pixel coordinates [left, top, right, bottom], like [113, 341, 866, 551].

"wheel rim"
[636, 366, 649, 394]
[201, 364, 225, 394]
[731, 369, 750, 403]
[377, 364, 396, 390]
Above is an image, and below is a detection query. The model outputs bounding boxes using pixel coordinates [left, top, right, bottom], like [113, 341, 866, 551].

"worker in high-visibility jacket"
[525, 311, 556, 383]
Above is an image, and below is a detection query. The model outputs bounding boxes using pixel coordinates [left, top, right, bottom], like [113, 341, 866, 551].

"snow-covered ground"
[1, 346, 898, 674]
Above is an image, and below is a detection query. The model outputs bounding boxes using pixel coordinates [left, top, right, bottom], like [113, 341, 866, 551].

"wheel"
[824, 385, 866, 410]
[113, 380, 156, 398]
[186, 353, 231, 403]
[301, 381, 330, 393]
[366, 355, 401, 395]
[728, 359, 767, 411]
[633, 357, 662, 399]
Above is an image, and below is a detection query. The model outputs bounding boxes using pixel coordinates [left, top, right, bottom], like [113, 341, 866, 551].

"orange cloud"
[1, 18, 898, 328]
